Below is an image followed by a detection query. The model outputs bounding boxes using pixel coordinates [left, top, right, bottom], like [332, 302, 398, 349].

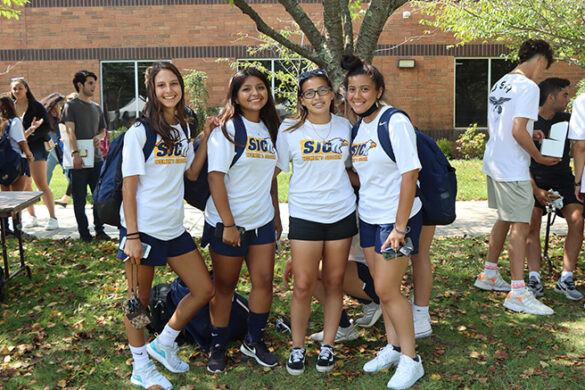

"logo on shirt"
[154, 139, 188, 165]
[300, 138, 348, 161]
[489, 97, 512, 115]
[351, 139, 377, 162]
[246, 136, 276, 159]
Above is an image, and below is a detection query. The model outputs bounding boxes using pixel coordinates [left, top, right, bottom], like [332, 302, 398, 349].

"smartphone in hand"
[119, 236, 152, 260]
[381, 237, 414, 259]
[215, 223, 246, 239]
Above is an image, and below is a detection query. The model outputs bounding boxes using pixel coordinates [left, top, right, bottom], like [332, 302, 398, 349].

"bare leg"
[29, 160, 56, 219]
[560, 203, 584, 273]
[123, 263, 155, 348]
[411, 225, 435, 307]
[209, 252, 244, 327]
[508, 222, 530, 281]
[245, 243, 276, 314]
[526, 208, 543, 273]
[487, 220, 511, 265]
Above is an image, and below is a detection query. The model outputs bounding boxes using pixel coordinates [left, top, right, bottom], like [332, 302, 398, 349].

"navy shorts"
[20, 157, 30, 177]
[116, 227, 197, 267]
[353, 261, 379, 303]
[359, 210, 423, 256]
[288, 210, 358, 241]
[201, 220, 275, 257]
[29, 141, 48, 162]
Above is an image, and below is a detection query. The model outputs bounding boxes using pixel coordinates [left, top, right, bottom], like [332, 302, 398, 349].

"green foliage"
[456, 124, 486, 160]
[569, 78, 585, 112]
[0, 0, 27, 19]
[183, 69, 210, 130]
[436, 138, 452, 159]
[415, 0, 585, 68]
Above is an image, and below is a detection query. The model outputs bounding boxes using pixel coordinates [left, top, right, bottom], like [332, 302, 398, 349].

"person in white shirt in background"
[474, 39, 560, 315]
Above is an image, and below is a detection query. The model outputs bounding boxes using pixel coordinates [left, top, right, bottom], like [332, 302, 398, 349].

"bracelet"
[394, 226, 410, 235]
[125, 236, 140, 240]
[575, 182, 581, 187]
[71, 150, 79, 155]
[126, 232, 140, 237]
[224, 223, 236, 228]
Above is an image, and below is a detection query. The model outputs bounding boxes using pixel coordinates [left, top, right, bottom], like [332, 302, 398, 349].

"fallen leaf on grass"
[495, 350, 509, 359]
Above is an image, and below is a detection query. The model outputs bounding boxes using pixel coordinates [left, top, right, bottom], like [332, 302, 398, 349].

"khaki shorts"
[487, 176, 534, 223]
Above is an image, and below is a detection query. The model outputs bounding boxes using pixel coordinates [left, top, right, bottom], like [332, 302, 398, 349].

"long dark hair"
[340, 54, 386, 101]
[218, 67, 280, 144]
[10, 78, 36, 102]
[0, 95, 18, 136]
[40, 93, 65, 115]
[141, 62, 186, 148]
[286, 72, 334, 132]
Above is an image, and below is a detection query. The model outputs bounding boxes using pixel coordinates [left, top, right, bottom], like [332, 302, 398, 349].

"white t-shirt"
[276, 115, 356, 223]
[482, 73, 539, 181]
[5, 118, 26, 157]
[120, 121, 194, 241]
[351, 105, 422, 224]
[205, 116, 277, 230]
[568, 93, 585, 190]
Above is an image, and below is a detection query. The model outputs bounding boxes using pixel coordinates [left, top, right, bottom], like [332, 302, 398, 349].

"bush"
[456, 123, 486, 159]
[436, 138, 452, 158]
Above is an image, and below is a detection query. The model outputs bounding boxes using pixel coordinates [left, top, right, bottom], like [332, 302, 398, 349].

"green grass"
[1, 235, 584, 389]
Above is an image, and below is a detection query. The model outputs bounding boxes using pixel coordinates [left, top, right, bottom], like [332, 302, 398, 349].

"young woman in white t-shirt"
[341, 54, 425, 389]
[274, 69, 357, 375]
[118, 62, 215, 390]
[202, 67, 281, 373]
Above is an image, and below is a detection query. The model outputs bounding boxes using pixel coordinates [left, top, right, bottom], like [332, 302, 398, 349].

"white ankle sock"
[484, 262, 498, 278]
[561, 271, 573, 282]
[158, 324, 181, 347]
[412, 304, 429, 315]
[129, 344, 150, 369]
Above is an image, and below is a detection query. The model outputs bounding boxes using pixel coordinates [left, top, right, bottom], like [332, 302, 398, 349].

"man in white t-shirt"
[474, 39, 560, 315]
[568, 92, 585, 310]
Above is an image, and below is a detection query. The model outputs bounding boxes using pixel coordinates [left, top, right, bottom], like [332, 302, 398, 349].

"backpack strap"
[376, 107, 411, 162]
[350, 118, 362, 142]
[139, 118, 187, 161]
[2, 118, 13, 139]
[231, 114, 247, 167]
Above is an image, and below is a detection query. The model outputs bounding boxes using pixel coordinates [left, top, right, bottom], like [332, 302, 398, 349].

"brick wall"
[1, 2, 584, 132]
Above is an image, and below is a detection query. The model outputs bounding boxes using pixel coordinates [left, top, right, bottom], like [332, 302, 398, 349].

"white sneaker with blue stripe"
[130, 361, 172, 389]
[147, 337, 189, 373]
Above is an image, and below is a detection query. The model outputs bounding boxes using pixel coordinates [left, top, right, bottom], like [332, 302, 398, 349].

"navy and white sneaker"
[240, 339, 278, 367]
[316, 344, 334, 373]
[527, 275, 544, 297]
[207, 345, 227, 374]
[286, 347, 306, 376]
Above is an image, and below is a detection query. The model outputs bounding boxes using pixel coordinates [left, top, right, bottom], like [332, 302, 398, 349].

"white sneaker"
[147, 337, 189, 373]
[45, 218, 58, 231]
[363, 345, 401, 373]
[387, 354, 424, 389]
[503, 289, 554, 315]
[130, 361, 172, 390]
[310, 324, 359, 343]
[413, 312, 432, 339]
[355, 301, 383, 328]
[474, 271, 511, 292]
[22, 216, 38, 229]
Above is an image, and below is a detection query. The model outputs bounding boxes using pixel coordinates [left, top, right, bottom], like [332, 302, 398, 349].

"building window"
[100, 60, 161, 130]
[454, 58, 516, 128]
[237, 58, 312, 114]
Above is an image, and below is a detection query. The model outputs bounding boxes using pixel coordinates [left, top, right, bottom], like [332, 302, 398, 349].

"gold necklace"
[307, 118, 333, 142]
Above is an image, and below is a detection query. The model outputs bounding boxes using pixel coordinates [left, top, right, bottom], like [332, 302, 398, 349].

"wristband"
[224, 223, 236, 228]
[71, 150, 79, 155]
[125, 236, 140, 240]
[575, 182, 581, 187]
[126, 232, 140, 236]
[394, 226, 410, 235]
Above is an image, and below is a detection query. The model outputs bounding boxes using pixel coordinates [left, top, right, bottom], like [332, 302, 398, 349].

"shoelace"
[319, 347, 333, 360]
[563, 279, 577, 290]
[290, 349, 304, 362]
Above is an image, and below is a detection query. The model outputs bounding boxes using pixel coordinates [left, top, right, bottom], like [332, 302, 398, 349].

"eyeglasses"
[297, 68, 327, 82]
[301, 86, 332, 99]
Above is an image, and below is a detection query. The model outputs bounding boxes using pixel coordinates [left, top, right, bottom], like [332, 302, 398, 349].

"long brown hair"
[218, 67, 280, 144]
[286, 72, 334, 132]
[0, 95, 18, 136]
[140, 62, 186, 148]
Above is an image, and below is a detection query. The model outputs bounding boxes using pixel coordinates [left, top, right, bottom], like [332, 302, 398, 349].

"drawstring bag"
[122, 264, 151, 329]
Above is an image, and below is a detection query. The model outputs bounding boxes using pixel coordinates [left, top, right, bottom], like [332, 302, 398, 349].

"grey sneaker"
[310, 324, 359, 343]
[527, 276, 544, 297]
[554, 277, 584, 301]
[354, 301, 383, 328]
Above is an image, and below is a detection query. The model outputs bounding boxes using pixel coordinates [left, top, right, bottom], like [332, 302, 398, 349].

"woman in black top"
[10, 78, 59, 230]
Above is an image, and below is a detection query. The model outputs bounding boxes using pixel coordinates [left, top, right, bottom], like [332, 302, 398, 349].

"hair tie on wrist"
[224, 223, 235, 228]
[394, 226, 410, 235]
[125, 236, 140, 240]
[126, 232, 140, 237]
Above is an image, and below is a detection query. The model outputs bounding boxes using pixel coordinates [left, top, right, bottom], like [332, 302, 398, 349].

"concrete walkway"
[15, 201, 569, 240]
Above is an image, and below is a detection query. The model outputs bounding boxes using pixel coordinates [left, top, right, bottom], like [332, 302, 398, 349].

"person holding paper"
[62, 70, 110, 242]
[475, 40, 560, 315]
[525, 78, 584, 301]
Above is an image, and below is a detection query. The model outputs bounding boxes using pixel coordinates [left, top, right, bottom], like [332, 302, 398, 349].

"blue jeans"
[70, 161, 104, 237]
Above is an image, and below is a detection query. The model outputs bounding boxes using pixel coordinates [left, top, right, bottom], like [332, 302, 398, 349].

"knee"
[292, 277, 315, 300]
[137, 289, 151, 307]
[214, 279, 237, 297]
[251, 272, 274, 291]
[568, 216, 584, 232]
[322, 273, 345, 292]
[202, 284, 215, 303]
[374, 284, 399, 304]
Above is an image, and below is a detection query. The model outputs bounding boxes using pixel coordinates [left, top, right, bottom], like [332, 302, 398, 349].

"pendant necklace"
[308, 118, 333, 142]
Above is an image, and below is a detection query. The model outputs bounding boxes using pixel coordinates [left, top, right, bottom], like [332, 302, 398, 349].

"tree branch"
[340, 0, 354, 53]
[356, 0, 408, 62]
[277, 0, 324, 52]
[323, 0, 344, 62]
[231, 0, 322, 65]
[0, 60, 22, 76]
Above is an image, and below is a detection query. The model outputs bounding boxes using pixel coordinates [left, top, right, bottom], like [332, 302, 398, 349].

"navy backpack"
[351, 108, 457, 226]
[94, 119, 188, 227]
[183, 114, 247, 210]
[0, 119, 23, 186]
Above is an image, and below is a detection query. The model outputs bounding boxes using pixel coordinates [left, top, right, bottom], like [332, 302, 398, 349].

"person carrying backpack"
[116, 62, 216, 390]
[201, 67, 281, 374]
[342, 54, 424, 389]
